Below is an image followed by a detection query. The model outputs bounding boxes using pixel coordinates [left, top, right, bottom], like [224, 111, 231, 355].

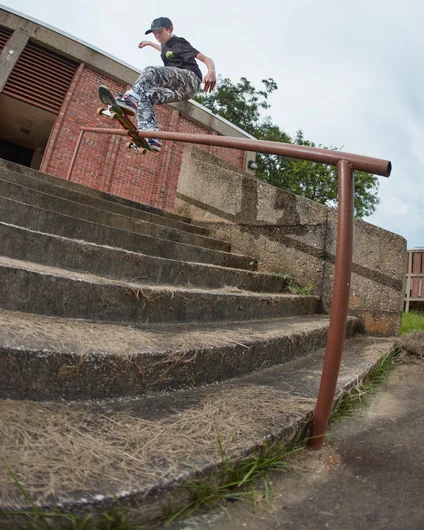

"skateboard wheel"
[125, 141, 133, 149]
[142, 149, 147, 155]
[96, 107, 104, 115]
[110, 112, 119, 120]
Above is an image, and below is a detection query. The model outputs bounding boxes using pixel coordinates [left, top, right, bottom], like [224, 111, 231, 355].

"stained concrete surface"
[170, 358, 424, 530]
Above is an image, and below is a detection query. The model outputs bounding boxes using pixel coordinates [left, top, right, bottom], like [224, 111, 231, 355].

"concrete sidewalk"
[171, 357, 424, 530]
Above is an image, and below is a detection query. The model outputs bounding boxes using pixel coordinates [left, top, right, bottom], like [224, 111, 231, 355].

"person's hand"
[138, 41, 151, 49]
[203, 70, 216, 93]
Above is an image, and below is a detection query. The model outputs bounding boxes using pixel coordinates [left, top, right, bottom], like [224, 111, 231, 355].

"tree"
[257, 130, 380, 218]
[194, 76, 277, 136]
[194, 77, 380, 218]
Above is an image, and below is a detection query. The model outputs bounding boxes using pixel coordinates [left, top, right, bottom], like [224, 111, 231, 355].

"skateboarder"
[116, 17, 216, 152]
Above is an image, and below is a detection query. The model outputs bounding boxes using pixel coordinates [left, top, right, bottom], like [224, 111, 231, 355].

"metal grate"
[2, 41, 79, 114]
[0, 25, 13, 50]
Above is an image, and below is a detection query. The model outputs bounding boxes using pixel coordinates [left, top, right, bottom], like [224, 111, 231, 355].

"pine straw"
[396, 330, 424, 359]
[0, 309, 322, 360]
[0, 386, 314, 506]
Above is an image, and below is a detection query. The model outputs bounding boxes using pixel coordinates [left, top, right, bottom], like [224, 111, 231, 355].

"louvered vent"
[0, 26, 13, 50]
[3, 41, 79, 114]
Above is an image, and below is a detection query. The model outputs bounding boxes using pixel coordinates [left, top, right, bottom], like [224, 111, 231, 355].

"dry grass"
[0, 386, 314, 507]
[0, 309, 321, 361]
[396, 330, 424, 359]
[0, 310, 160, 358]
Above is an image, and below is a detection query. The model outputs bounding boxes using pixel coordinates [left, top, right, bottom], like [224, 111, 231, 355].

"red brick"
[42, 65, 245, 210]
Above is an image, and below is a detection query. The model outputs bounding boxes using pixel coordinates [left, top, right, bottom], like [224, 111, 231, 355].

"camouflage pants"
[127, 66, 201, 131]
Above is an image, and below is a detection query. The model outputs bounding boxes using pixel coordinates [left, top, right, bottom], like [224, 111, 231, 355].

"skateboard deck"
[97, 85, 152, 154]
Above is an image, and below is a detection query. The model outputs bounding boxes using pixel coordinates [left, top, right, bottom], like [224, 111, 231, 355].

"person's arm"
[196, 53, 216, 93]
[138, 41, 161, 52]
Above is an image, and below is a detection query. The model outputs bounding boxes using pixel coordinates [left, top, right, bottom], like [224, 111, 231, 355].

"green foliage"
[167, 430, 304, 524]
[258, 129, 380, 218]
[195, 77, 380, 218]
[2, 463, 140, 529]
[330, 348, 401, 423]
[272, 272, 314, 295]
[401, 311, 424, 335]
[194, 76, 277, 136]
[288, 283, 314, 296]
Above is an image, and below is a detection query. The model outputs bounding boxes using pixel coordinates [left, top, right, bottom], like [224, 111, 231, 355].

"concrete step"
[0, 222, 284, 292]
[0, 309, 360, 401]
[0, 196, 256, 270]
[0, 256, 321, 325]
[0, 166, 210, 237]
[0, 178, 229, 252]
[0, 158, 195, 226]
[0, 336, 394, 525]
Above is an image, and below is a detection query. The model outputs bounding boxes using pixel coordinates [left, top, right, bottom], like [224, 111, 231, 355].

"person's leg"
[117, 66, 200, 151]
[116, 66, 163, 117]
[136, 67, 200, 126]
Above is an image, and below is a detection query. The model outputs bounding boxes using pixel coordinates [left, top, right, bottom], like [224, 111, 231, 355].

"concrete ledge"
[175, 148, 406, 336]
[0, 28, 30, 92]
[171, 100, 256, 140]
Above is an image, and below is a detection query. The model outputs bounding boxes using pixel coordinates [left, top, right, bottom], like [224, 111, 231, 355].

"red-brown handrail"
[77, 127, 391, 176]
[70, 127, 391, 449]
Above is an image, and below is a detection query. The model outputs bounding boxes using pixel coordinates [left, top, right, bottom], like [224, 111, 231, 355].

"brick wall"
[41, 63, 246, 211]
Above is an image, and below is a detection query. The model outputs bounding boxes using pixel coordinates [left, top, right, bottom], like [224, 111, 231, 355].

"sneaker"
[147, 138, 162, 152]
[116, 93, 138, 116]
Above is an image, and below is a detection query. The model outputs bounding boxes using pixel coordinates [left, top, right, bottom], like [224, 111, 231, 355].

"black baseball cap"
[145, 17, 173, 34]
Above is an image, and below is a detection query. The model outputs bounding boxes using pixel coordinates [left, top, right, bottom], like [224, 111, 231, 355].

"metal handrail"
[70, 126, 391, 449]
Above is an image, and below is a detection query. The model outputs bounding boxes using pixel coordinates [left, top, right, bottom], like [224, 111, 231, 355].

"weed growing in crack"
[330, 348, 402, 423]
[166, 425, 305, 524]
[272, 273, 314, 295]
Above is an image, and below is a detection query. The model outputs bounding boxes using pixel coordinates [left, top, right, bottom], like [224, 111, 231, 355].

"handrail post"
[308, 159, 354, 450]
[66, 129, 85, 181]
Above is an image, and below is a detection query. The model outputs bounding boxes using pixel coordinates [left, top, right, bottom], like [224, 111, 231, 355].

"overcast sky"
[2, 0, 423, 248]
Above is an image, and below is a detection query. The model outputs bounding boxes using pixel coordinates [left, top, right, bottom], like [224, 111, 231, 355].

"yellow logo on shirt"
[166, 51, 175, 59]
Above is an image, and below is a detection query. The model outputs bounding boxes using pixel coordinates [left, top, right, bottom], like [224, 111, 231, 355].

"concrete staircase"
[0, 158, 394, 525]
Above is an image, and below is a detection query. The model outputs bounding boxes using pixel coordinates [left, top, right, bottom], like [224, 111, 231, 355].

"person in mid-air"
[116, 17, 216, 152]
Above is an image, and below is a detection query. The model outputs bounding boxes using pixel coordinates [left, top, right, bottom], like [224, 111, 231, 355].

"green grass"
[166, 434, 305, 524]
[272, 272, 314, 296]
[330, 348, 401, 423]
[1, 508, 140, 530]
[400, 310, 424, 335]
[288, 284, 314, 295]
[3, 465, 141, 529]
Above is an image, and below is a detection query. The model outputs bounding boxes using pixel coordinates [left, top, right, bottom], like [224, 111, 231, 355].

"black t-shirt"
[161, 36, 203, 80]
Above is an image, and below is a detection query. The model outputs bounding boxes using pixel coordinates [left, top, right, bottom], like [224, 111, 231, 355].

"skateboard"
[96, 85, 152, 154]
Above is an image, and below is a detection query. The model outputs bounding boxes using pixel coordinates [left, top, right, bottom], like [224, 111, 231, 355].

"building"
[404, 248, 424, 312]
[0, 6, 256, 211]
